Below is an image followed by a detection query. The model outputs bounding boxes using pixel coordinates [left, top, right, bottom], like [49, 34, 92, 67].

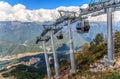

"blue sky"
[2, 0, 90, 9]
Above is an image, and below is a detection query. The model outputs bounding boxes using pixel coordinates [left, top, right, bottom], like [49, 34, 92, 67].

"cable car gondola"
[56, 32, 63, 39]
[76, 20, 90, 34]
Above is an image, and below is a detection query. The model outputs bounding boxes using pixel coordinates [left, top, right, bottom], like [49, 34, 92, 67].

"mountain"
[0, 21, 43, 56]
[2, 31, 120, 79]
[0, 21, 42, 44]
[0, 21, 120, 56]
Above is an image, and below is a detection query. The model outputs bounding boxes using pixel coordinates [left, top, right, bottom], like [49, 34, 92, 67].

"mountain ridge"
[0, 21, 120, 56]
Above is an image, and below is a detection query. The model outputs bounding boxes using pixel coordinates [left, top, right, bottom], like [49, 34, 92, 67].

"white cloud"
[0, 1, 80, 22]
[88, 14, 107, 22]
[80, 4, 89, 9]
[0, 1, 120, 22]
[88, 11, 120, 22]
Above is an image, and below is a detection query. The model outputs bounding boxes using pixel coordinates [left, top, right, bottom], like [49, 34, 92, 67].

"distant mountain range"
[0, 21, 43, 44]
[0, 21, 120, 56]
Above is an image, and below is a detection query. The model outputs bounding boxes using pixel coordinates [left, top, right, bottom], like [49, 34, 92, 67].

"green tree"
[82, 43, 89, 54]
[93, 33, 104, 45]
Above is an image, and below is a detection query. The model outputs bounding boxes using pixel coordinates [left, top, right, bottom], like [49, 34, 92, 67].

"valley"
[0, 21, 120, 79]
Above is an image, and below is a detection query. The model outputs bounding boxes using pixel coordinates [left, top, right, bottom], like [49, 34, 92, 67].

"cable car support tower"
[77, 0, 120, 66]
[53, 0, 120, 67]
[35, 0, 120, 78]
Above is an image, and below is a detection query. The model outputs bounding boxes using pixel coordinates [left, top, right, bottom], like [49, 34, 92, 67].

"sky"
[0, 0, 89, 22]
[2, 0, 90, 9]
[0, 0, 120, 22]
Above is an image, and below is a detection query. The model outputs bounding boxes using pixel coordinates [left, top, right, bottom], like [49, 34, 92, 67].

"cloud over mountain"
[0, 1, 120, 22]
[0, 1, 80, 22]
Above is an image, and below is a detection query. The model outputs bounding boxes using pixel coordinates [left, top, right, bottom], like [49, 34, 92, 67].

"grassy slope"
[68, 32, 120, 79]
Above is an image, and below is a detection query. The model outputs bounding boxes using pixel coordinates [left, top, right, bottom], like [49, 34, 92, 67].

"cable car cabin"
[56, 32, 63, 39]
[76, 21, 90, 34]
